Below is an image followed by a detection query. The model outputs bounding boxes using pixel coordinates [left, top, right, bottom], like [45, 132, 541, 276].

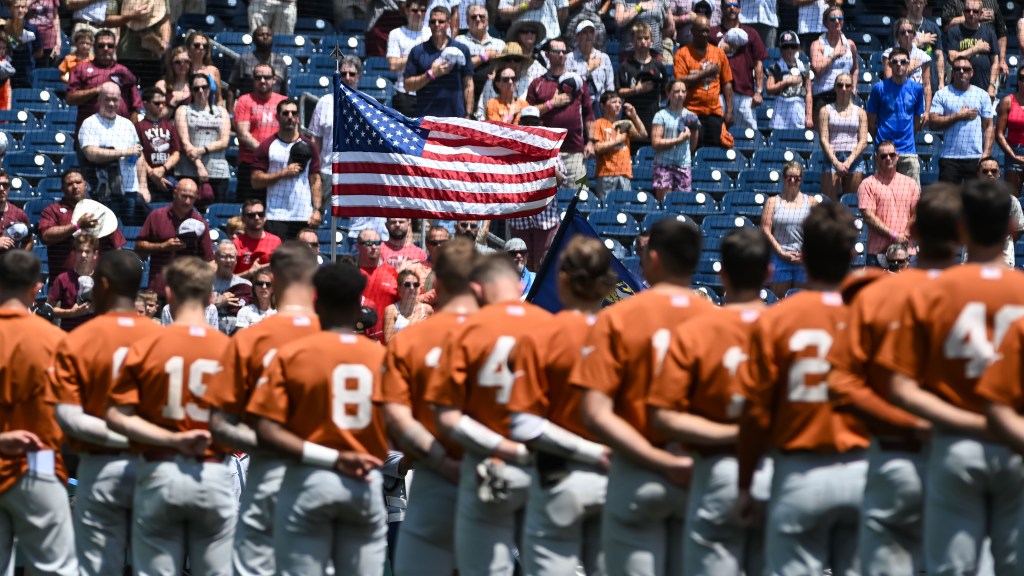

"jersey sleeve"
[48, 337, 83, 406]
[647, 328, 695, 412]
[379, 343, 413, 407]
[108, 344, 144, 407]
[245, 352, 290, 424]
[976, 318, 1024, 409]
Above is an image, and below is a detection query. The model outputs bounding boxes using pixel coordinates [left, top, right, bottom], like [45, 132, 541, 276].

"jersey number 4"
[944, 303, 1024, 378]
[479, 336, 517, 404]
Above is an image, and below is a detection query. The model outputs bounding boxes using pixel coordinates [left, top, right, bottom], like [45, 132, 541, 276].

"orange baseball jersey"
[569, 290, 718, 442]
[49, 312, 163, 453]
[109, 324, 230, 458]
[976, 317, 1024, 409]
[0, 309, 67, 495]
[423, 300, 553, 436]
[646, 306, 760, 453]
[203, 313, 320, 416]
[380, 311, 470, 459]
[507, 310, 600, 442]
[827, 270, 934, 437]
[246, 331, 389, 460]
[876, 264, 1024, 414]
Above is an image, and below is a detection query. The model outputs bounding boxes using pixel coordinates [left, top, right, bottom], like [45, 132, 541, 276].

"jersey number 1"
[162, 356, 219, 422]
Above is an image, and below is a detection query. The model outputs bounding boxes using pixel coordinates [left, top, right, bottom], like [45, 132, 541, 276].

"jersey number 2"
[788, 329, 832, 403]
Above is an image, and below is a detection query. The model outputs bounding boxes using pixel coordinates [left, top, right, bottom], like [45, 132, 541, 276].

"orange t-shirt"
[647, 306, 760, 454]
[569, 289, 718, 443]
[203, 313, 320, 417]
[673, 44, 733, 116]
[507, 310, 600, 442]
[593, 117, 633, 178]
[246, 331, 389, 460]
[109, 324, 230, 458]
[827, 270, 934, 438]
[49, 312, 163, 452]
[380, 311, 471, 458]
[876, 265, 1024, 414]
[423, 301, 553, 436]
[0, 309, 67, 495]
[977, 317, 1024, 409]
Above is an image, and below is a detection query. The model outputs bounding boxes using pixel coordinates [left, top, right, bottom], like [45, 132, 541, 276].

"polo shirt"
[405, 40, 474, 118]
[138, 206, 215, 294]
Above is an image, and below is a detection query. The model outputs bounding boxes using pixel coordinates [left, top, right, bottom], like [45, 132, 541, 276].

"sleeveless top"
[826, 103, 860, 153]
[393, 303, 411, 332]
[177, 104, 230, 180]
[772, 194, 813, 252]
[1007, 96, 1024, 146]
[812, 33, 853, 96]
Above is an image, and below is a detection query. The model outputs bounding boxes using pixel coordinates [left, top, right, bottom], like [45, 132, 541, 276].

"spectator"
[809, 6, 858, 119]
[867, 47, 926, 184]
[455, 4, 505, 107]
[367, 0, 406, 58]
[566, 20, 615, 115]
[295, 227, 321, 255]
[794, 0, 827, 47]
[404, 6, 475, 118]
[565, 1, 610, 51]
[79, 81, 151, 226]
[711, 0, 766, 132]
[383, 269, 433, 343]
[66, 29, 143, 131]
[486, 65, 531, 122]
[945, 0, 1000, 99]
[902, 0, 945, 96]
[617, 22, 667, 147]
[761, 160, 818, 296]
[884, 242, 911, 273]
[135, 289, 160, 319]
[668, 0, 716, 48]
[211, 239, 253, 334]
[388, 0, 431, 117]
[528, 37, 595, 182]
[381, 217, 428, 267]
[767, 30, 812, 130]
[498, 0, 568, 41]
[651, 78, 700, 200]
[185, 31, 225, 106]
[47, 234, 98, 331]
[155, 47, 193, 119]
[357, 229, 400, 340]
[135, 86, 181, 203]
[474, 42, 547, 121]
[252, 99, 323, 239]
[506, 18, 546, 64]
[247, 0, 296, 35]
[159, 299, 220, 327]
[135, 178, 215, 294]
[738, 0, 777, 49]
[453, 219, 495, 252]
[0, 0, 40, 91]
[26, 0, 61, 68]
[504, 237, 536, 296]
[225, 216, 244, 238]
[615, 0, 673, 60]
[113, 0, 171, 89]
[929, 56, 995, 184]
[943, 0, 1007, 79]
[818, 72, 868, 201]
[976, 157, 1024, 267]
[233, 198, 282, 279]
[883, 18, 933, 111]
[593, 91, 647, 199]
[38, 169, 126, 278]
[858, 141, 921, 268]
[0, 171, 32, 253]
[996, 68, 1024, 194]
[234, 268, 276, 329]
[174, 73, 231, 206]
[674, 15, 733, 148]
[234, 64, 286, 203]
[58, 29, 94, 83]
[413, 224, 449, 302]
[227, 26, 289, 112]
[508, 106, 562, 269]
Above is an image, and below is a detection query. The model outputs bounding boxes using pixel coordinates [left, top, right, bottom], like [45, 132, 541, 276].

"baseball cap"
[504, 238, 527, 252]
[724, 27, 749, 48]
[779, 30, 800, 47]
[575, 20, 596, 34]
[693, 0, 713, 14]
[558, 73, 582, 95]
[520, 106, 541, 119]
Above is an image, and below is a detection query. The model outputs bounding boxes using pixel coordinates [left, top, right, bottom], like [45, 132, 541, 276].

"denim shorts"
[1006, 144, 1024, 174]
[771, 253, 806, 283]
[820, 150, 865, 174]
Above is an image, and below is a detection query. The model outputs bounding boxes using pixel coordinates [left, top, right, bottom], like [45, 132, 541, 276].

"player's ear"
[469, 281, 485, 303]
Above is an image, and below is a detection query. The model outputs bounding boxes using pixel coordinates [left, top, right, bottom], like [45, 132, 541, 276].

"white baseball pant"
[74, 452, 134, 576]
[858, 441, 925, 576]
[393, 466, 458, 576]
[454, 453, 532, 576]
[0, 467, 78, 576]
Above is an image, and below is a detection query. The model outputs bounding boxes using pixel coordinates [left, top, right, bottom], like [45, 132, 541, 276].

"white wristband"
[301, 441, 340, 468]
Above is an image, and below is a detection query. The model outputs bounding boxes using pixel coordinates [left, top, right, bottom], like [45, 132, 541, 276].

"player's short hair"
[0, 249, 40, 292]
[721, 227, 772, 290]
[241, 198, 264, 212]
[648, 217, 702, 277]
[163, 256, 215, 304]
[72, 234, 99, 252]
[802, 203, 858, 283]
[469, 253, 520, 285]
[962, 177, 1012, 246]
[277, 98, 299, 115]
[313, 262, 367, 316]
[96, 250, 145, 299]
[433, 236, 479, 294]
[142, 87, 165, 102]
[600, 90, 621, 105]
[915, 183, 961, 261]
[271, 240, 319, 286]
[559, 236, 617, 301]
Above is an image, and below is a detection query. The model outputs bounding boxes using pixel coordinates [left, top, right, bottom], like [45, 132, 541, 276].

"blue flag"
[526, 196, 646, 313]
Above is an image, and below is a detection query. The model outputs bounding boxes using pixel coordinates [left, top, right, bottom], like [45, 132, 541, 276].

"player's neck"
[965, 243, 1005, 265]
[803, 279, 841, 293]
[650, 277, 693, 292]
[722, 288, 764, 307]
[0, 295, 30, 311]
[439, 292, 479, 314]
[169, 301, 208, 326]
[276, 286, 314, 314]
[101, 296, 138, 315]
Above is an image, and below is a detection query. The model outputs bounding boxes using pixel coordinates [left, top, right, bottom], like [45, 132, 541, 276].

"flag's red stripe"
[335, 162, 554, 184]
[419, 149, 553, 165]
[332, 204, 551, 220]
[332, 183, 555, 204]
[420, 119, 564, 156]
[422, 117, 564, 143]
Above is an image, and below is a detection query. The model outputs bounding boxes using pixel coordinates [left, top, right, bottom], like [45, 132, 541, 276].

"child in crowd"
[47, 234, 98, 331]
[651, 78, 700, 202]
[58, 29, 94, 82]
[134, 288, 160, 319]
[592, 90, 647, 199]
[767, 30, 813, 130]
[225, 215, 244, 238]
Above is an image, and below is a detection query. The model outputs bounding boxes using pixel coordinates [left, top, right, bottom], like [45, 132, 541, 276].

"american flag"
[331, 76, 567, 220]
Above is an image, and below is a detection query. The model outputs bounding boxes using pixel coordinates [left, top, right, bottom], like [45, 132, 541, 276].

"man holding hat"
[39, 168, 126, 278]
[404, 5, 475, 118]
[505, 237, 536, 297]
[0, 170, 32, 254]
[710, 0, 766, 132]
[135, 178, 215, 295]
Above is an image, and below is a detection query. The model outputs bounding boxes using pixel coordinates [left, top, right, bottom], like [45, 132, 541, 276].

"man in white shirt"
[387, 0, 431, 116]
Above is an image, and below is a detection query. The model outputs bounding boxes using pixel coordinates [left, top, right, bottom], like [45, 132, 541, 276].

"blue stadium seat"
[573, 189, 602, 215]
[24, 131, 75, 156]
[721, 191, 768, 220]
[293, 73, 333, 96]
[295, 17, 334, 37]
[47, 109, 77, 132]
[7, 152, 57, 183]
[121, 226, 143, 242]
[692, 258, 724, 292]
[801, 171, 822, 196]
[632, 145, 654, 169]
[11, 89, 59, 116]
[769, 128, 819, 155]
[692, 284, 722, 305]
[555, 187, 578, 204]
[589, 209, 640, 242]
[693, 147, 746, 177]
[335, 35, 367, 59]
[691, 165, 734, 189]
[703, 235, 723, 256]
[359, 76, 395, 104]
[759, 287, 779, 305]
[605, 189, 659, 221]
[307, 54, 338, 75]
[729, 126, 764, 157]
[737, 168, 782, 191]
[205, 203, 242, 229]
[0, 109, 39, 138]
[662, 191, 719, 221]
[839, 193, 862, 217]
[337, 19, 367, 35]
[700, 214, 755, 238]
[31, 68, 65, 94]
[364, 56, 395, 80]
[206, 0, 243, 23]
[602, 237, 630, 260]
[621, 255, 642, 278]
[641, 211, 691, 233]
[850, 31, 884, 54]
[915, 131, 943, 162]
[214, 31, 251, 52]
[751, 148, 806, 170]
[177, 14, 226, 35]
[34, 177, 63, 199]
[23, 198, 47, 222]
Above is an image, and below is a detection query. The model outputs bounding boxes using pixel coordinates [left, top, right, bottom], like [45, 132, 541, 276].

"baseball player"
[827, 185, 962, 576]
[247, 262, 390, 576]
[506, 236, 616, 576]
[106, 256, 236, 576]
[0, 249, 77, 575]
[381, 237, 480, 576]
[572, 216, 716, 576]
[878, 178, 1024, 575]
[737, 203, 871, 576]
[49, 250, 163, 576]
[202, 240, 321, 576]
[425, 254, 552, 576]
[645, 227, 773, 576]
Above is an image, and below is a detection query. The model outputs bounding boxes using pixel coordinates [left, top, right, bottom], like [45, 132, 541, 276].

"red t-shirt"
[233, 91, 287, 163]
[233, 232, 282, 274]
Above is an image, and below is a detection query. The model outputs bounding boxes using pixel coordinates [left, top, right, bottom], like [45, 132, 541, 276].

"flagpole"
[525, 178, 586, 302]
[330, 46, 344, 263]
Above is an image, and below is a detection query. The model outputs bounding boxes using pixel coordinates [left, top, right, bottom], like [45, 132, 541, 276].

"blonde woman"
[184, 31, 224, 105]
[383, 269, 432, 343]
[762, 161, 819, 296]
[818, 72, 868, 201]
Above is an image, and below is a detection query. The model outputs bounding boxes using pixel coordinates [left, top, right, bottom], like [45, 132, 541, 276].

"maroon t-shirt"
[68, 62, 144, 129]
[48, 270, 95, 332]
[138, 206, 215, 294]
[38, 199, 127, 278]
[135, 117, 181, 169]
[526, 73, 594, 154]
[709, 24, 767, 96]
[0, 203, 30, 252]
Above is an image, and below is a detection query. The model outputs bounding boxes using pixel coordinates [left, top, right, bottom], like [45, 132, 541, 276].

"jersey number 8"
[332, 364, 374, 430]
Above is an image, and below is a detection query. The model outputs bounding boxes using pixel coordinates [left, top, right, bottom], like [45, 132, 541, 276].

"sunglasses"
[878, 152, 898, 159]
[429, 19, 447, 24]
[899, 29, 915, 35]
[173, 59, 190, 65]
[965, 8, 982, 13]
[458, 222, 479, 229]
[547, 49, 568, 55]
[888, 258, 908, 266]
[889, 59, 909, 66]
[829, 15, 844, 21]
[279, 110, 298, 116]
[409, 7, 426, 12]
[953, 66, 973, 72]
[191, 42, 208, 49]
[254, 74, 274, 80]
[427, 239, 446, 246]
[96, 42, 115, 49]
[254, 281, 272, 288]
[402, 281, 421, 288]
[724, 1, 740, 6]
[835, 82, 853, 88]
[359, 240, 382, 246]
[244, 211, 265, 218]
[470, 13, 487, 19]
[340, 71, 358, 77]
[497, 76, 515, 82]
[509, 250, 527, 256]
[192, 84, 210, 90]
[148, 100, 167, 106]
[981, 167, 1000, 175]
[784, 174, 802, 181]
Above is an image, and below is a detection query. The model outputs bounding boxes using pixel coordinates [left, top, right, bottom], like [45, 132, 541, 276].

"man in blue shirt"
[402, 6, 475, 118]
[928, 56, 995, 184]
[866, 47, 925, 185]
[505, 237, 536, 297]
